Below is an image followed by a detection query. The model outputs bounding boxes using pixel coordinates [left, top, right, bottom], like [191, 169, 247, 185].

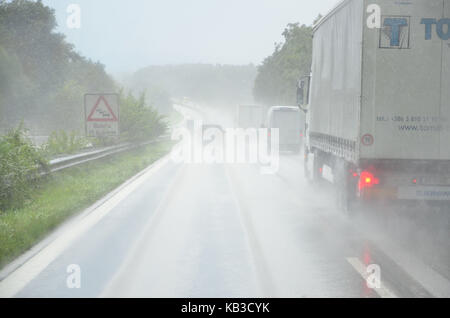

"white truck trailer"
[298, 0, 450, 211]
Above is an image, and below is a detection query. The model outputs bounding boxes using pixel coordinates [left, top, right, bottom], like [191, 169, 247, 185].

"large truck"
[298, 0, 450, 211]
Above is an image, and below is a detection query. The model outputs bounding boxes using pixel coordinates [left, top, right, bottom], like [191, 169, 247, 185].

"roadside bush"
[43, 130, 90, 156]
[91, 136, 119, 148]
[0, 125, 48, 210]
[119, 91, 168, 142]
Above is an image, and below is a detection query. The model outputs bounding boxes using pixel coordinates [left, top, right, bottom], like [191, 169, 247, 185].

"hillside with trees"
[253, 21, 318, 106]
[0, 0, 169, 212]
[126, 64, 257, 110]
[0, 0, 115, 134]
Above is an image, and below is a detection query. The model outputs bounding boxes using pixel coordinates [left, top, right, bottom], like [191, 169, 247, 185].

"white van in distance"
[264, 106, 304, 154]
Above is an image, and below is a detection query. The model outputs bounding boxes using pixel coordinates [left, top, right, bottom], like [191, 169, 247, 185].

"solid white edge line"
[346, 257, 398, 298]
[0, 155, 171, 298]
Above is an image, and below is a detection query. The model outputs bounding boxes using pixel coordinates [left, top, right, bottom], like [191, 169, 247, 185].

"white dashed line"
[346, 257, 398, 298]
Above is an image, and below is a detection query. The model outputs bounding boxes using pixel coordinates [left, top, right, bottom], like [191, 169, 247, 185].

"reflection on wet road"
[2, 152, 449, 298]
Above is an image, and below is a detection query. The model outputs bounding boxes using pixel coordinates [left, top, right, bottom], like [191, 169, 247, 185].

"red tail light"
[358, 171, 379, 190]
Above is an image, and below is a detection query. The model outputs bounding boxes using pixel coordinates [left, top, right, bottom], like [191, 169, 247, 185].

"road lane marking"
[225, 165, 278, 297]
[346, 257, 398, 298]
[99, 163, 187, 297]
[0, 155, 172, 298]
[266, 155, 448, 297]
[360, 235, 450, 298]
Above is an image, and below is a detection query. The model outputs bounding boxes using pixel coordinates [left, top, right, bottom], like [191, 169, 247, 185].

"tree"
[253, 23, 313, 106]
[119, 91, 167, 142]
[0, 45, 35, 125]
[0, 0, 116, 133]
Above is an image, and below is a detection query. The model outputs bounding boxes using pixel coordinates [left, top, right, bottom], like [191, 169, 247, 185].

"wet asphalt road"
[1, 152, 449, 298]
[1, 104, 449, 298]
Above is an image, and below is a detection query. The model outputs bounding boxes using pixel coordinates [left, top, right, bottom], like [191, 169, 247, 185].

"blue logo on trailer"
[380, 16, 410, 49]
[380, 17, 450, 48]
[421, 18, 450, 40]
[384, 18, 409, 46]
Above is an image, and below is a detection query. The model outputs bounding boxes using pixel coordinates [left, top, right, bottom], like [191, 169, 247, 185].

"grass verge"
[0, 141, 174, 269]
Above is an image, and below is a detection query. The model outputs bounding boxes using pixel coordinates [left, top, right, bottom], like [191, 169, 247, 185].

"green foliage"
[0, 140, 173, 267]
[253, 23, 314, 106]
[0, 0, 115, 132]
[0, 45, 35, 123]
[0, 124, 48, 210]
[119, 91, 168, 142]
[43, 130, 90, 156]
[0, 0, 66, 90]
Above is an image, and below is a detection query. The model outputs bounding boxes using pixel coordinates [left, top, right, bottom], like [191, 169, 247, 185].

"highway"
[0, 106, 449, 298]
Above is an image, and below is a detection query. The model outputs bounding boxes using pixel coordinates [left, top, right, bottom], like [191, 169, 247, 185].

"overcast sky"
[43, 0, 340, 73]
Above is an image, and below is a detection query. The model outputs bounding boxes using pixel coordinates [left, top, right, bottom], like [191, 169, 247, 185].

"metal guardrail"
[42, 135, 170, 175]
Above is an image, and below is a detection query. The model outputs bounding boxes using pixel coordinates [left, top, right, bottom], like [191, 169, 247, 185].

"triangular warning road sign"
[87, 96, 118, 122]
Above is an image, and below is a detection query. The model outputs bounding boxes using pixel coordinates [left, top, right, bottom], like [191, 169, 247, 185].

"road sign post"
[84, 94, 119, 137]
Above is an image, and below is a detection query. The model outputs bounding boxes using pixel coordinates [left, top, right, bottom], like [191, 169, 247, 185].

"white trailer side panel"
[441, 1, 450, 158]
[360, 0, 447, 160]
[309, 0, 364, 143]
